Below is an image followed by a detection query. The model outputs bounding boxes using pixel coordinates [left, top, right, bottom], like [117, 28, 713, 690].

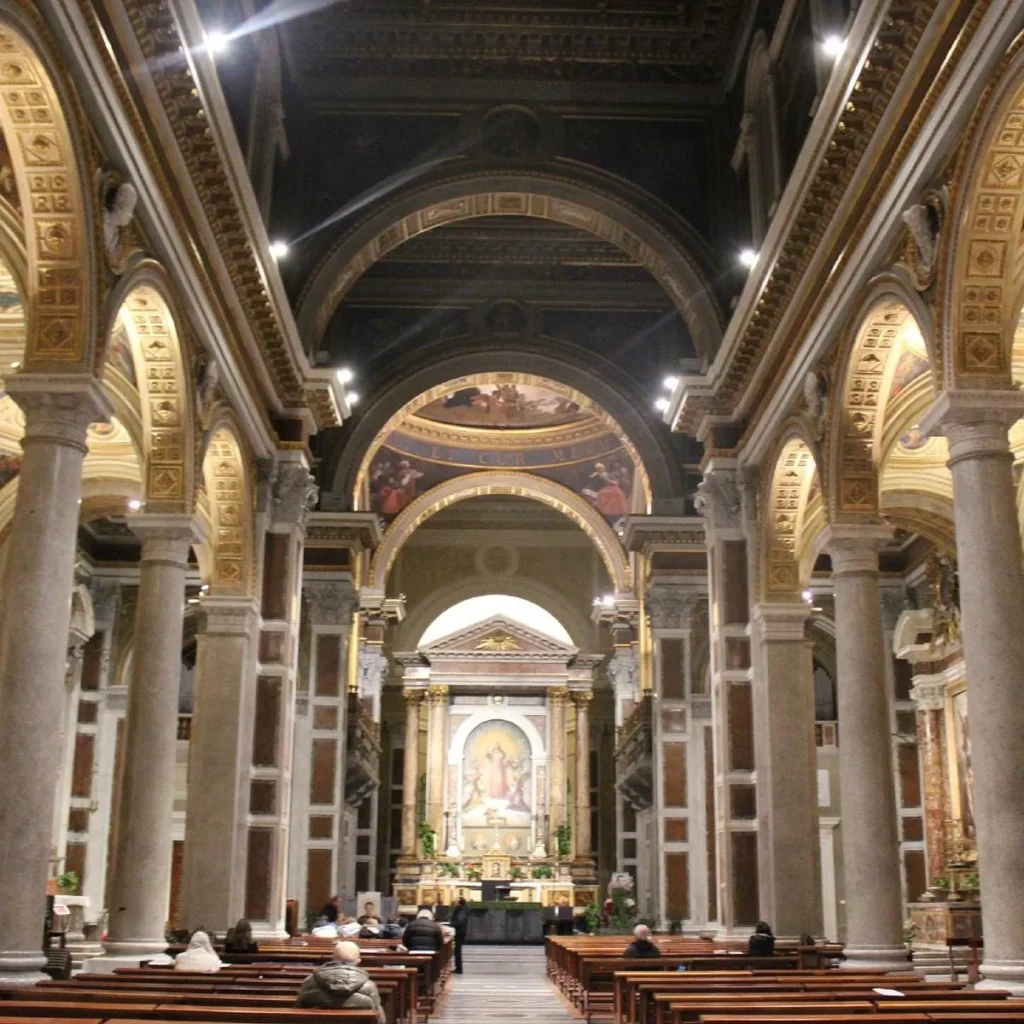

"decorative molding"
[304, 578, 357, 627]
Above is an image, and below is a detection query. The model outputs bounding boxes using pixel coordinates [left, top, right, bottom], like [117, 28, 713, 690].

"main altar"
[391, 614, 600, 915]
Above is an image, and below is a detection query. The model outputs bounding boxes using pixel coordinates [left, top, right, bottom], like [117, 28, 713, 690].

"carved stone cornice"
[909, 679, 946, 712]
[620, 515, 705, 555]
[304, 578, 357, 627]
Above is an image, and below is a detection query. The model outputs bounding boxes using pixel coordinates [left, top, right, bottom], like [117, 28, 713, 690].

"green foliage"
[531, 864, 554, 879]
[903, 918, 918, 947]
[439, 862, 461, 877]
[554, 823, 572, 858]
[466, 867, 482, 882]
[417, 820, 436, 859]
[609, 887, 635, 930]
[931, 876, 950, 890]
[963, 872, 980, 890]
[583, 902, 600, 934]
[510, 866, 526, 880]
[56, 871, 79, 894]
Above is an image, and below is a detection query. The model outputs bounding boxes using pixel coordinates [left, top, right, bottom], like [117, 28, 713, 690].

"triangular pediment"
[419, 613, 578, 660]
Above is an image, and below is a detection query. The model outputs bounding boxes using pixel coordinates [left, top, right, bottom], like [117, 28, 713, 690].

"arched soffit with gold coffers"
[295, 168, 724, 364]
[324, 352, 683, 508]
[939, 36, 1024, 390]
[104, 263, 197, 515]
[369, 471, 631, 595]
[760, 428, 821, 602]
[0, 9, 98, 372]
[826, 281, 933, 521]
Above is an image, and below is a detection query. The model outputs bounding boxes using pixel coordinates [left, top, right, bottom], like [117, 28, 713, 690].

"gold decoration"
[476, 632, 520, 652]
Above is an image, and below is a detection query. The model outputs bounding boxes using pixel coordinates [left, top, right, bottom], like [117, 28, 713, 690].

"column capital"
[268, 458, 318, 528]
[820, 523, 891, 577]
[425, 683, 449, 705]
[402, 686, 425, 705]
[909, 679, 946, 711]
[198, 594, 260, 637]
[547, 685, 570, 707]
[921, 389, 1024, 466]
[572, 689, 594, 706]
[303, 577, 357, 627]
[5, 373, 112, 451]
[751, 601, 810, 642]
[646, 579, 700, 630]
[694, 464, 742, 533]
[126, 513, 205, 566]
[606, 647, 639, 702]
[358, 644, 389, 700]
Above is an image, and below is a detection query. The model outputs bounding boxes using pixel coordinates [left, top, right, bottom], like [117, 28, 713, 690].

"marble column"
[400, 689, 424, 860]
[180, 595, 260, 933]
[573, 691, 594, 864]
[104, 515, 201, 956]
[548, 687, 569, 851]
[922, 392, 1024, 993]
[750, 603, 823, 938]
[912, 681, 948, 886]
[425, 685, 448, 842]
[822, 524, 905, 970]
[0, 376, 111, 987]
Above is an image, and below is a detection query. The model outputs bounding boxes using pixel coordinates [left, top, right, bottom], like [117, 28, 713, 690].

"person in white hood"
[173, 930, 222, 973]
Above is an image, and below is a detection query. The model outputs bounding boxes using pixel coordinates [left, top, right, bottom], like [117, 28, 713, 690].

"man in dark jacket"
[295, 941, 384, 1023]
[402, 908, 444, 952]
[623, 924, 662, 958]
[449, 897, 469, 974]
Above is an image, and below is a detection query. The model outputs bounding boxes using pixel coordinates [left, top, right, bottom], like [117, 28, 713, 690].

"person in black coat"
[748, 920, 775, 956]
[623, 924, 662, 958]
[449, 897, 469, 974]
[402, 909, 444, 952]
[320, 895, 341, 924]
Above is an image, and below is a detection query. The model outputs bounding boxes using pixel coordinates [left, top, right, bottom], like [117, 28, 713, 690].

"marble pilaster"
[573, 691, 594, 865]
[425, 685, 449, 840]
[0, 376, 111, 987]
[822, 524, 906, 970]
[922, 391, 1024, 993]
[399, 688, 424, 867]
[548, 687, 569, 851]
[104, 514, 202, 956]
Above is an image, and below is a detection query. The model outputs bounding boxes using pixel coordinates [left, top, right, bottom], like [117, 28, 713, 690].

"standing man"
[450, 897, 469, 974]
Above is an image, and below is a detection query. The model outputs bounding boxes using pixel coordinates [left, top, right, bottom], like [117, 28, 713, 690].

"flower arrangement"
[439, 862, 460, 877]
[608, 872, 636, 931]
[531, 864, 554, 879]
[554, 823, 572, 858]
[510, 865, 526, 880]
[56, 870, 79, 895]
[417, 821, 437, 859]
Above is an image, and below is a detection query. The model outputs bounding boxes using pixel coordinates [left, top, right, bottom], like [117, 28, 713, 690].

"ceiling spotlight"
[802, 588, 814, 603]
[821, 35, 846, 58]
[127, 499, 143, 511]
[200, 583, 209, 592]
[187, 597, 201, 605]
[205, 29, 230, 55]
[663, 375, 680, 392]
[336, 367, 354, 384]
[654, 397, 671, 413]
[739, 248, 758, 268]
[347, 392, 360, 406]
[9, 360, 19, 369]
[269, 240, 289, 260]
[601, 594, 616, 608]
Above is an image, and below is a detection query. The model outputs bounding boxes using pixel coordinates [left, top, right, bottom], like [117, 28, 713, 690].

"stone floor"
[434, 945, 577, 1022]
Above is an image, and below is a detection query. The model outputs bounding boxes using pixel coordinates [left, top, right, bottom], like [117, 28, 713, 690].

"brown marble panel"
[705, 725, 716, 920]
[731, 831, 759, 927]
[67, 808, 89, 834]
[313, 705, 339, 730]
[902, 816, 924, 842]
[310, 738, 337, 804]
[893, 657, 914, 701]
[306, 848, 333, 916]
[899, 744, 922, 807]
[665, 818, 688, 842]
[663, 742, 687, 807]
[250, 780, 276, 815]
[665, 851, 689, 920]
[169, 840, 184, 930]
[661, 638, 684, 699]
[725, 637, 750, 670]
[722, 542, 749, 625]
[315, 634, 340, 696]
[80, 634, 103, 691]
[355, 862, 370, 893]
[64, 842, 86, 885]
[259, 630, 284, 664]
[70, 734, 94, 798]
[730, 784, 756, 819]
[252, 677, 281, 767]
[661, 707, 687, 732]
[728, 683, 754, 771]
[623, 838, 637, 859]
[309, 815, 333, 840]
[357, 797, 373, 829]
[356, 834, 371, 856]
[261, 533, 290, 620]
[244, 827, 273, 920]
[919, 707, 948, 877]
[77, 701, 98, 724]
[623, 802, 637, 833]
[904, 848, 927, 903]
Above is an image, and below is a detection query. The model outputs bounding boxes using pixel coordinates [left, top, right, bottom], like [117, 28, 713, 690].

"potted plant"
[583, 902, 600, 935]
[554, 823, 572, 859]
[929, 876, 950, 901]
[510, 865, 525, 880]
[466, 867, 482, 882]
[962, 872, 980, 900]
[440, 862, 460, 878]
[56, 870, 79, 895]
[903, 918, 917, 953]
[531, 864, 554, 880]
[417, 821, 437, 859]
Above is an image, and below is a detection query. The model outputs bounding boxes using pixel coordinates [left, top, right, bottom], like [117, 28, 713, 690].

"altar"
[400, 877, 577, 911]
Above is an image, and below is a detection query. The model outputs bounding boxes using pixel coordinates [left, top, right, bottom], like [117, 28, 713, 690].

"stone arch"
[826, 280, 932, 519]
[369, 471, 631, 594]
[105, 264, 197, 514]
[939, 36, 1024, 388]
[296, 169, 723, 362]
[447, 709, 546, 769]
[199, 418, 256, 596]
[396, 577, 595, 652]
[760, 427, 821, 601]
[0, 11, 96, 370]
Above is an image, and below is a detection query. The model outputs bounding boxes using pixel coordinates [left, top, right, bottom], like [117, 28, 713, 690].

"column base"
[0, 951, 48, 988]
[100, 938, 169, 958]
[840, 945, 911, 971]
[86, 953, 166, 973]
[394, 856, 422, 884]
[978, 959, 1024, 997]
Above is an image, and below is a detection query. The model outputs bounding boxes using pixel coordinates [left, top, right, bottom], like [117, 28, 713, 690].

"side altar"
[391, 614, 601, 915]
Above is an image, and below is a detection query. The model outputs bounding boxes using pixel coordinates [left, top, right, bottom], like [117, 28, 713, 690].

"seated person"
[295, 940, 385, 1024]
[359, 916, 381, 939]
[320, 895, 341, 923]
[623, 924, 662, 958]
[310, 916, 339, 938]
[748, 920, 775, 956]
[174, 930, 222, 973]
[338, 916, 362, 938]
[223, 918, 258, 954]
[402, 908, 444, 951]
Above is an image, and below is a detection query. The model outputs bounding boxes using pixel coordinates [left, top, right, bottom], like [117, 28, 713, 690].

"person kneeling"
[295, 940, 385, 1024]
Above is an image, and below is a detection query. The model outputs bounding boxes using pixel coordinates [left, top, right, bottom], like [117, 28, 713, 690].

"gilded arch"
[940, 37, 1024, 387]
[0, 15, 94, 369]
[296, 171, 723, 361]
[368, 471, 631, 594]
[106, 265, 196, 514]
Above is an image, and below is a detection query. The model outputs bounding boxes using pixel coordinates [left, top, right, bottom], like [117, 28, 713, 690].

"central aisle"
[435, 946, 577, 1022]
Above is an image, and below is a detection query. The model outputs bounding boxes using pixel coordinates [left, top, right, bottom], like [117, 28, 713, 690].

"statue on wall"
[925, 553, 960, 648]
[101, 175, 140, 274]
[802, 366, 830, 440]
[694, 471, 741, 530]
